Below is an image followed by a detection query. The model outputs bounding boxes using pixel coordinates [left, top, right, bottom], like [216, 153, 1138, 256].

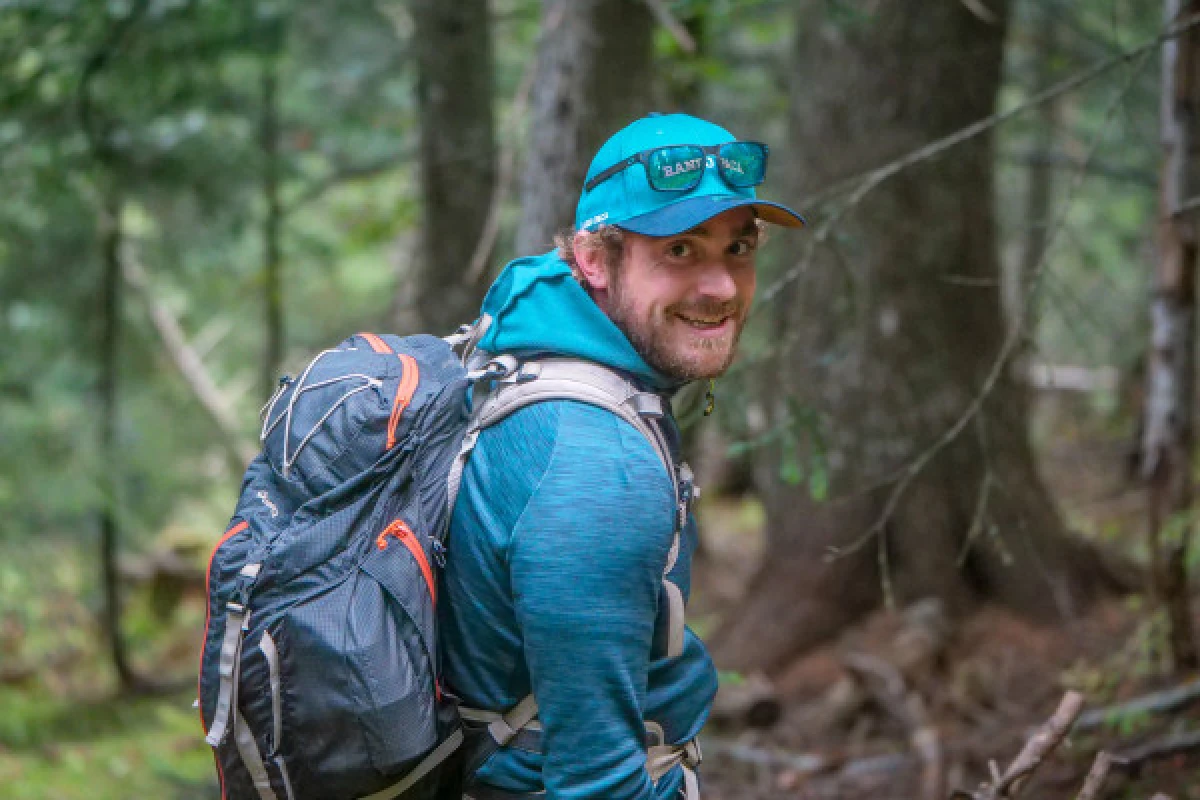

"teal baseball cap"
[574, 113, 806, 235]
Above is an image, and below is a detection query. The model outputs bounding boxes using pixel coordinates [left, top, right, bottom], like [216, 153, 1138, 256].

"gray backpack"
[198, 317, 692, 799]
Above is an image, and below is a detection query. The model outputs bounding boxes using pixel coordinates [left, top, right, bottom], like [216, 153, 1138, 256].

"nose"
[693, 260, 738, 302]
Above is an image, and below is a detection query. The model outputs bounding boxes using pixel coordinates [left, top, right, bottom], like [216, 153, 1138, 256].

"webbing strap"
[259, 631, 283, 750]
[357, 727, 465, 800]
[234, 710, 279, 800]
[662, 578, 686, 659]
[487, 693, 539, 747]
[205, 604, 249, 747]
[647, 739, 702, 799]
[443, 314, 492, 365]
[446, 428, 480, 526]
[206, 562, 260, 748]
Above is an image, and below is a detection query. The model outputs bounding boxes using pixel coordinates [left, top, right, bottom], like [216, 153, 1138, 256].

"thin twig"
[1076, 676, 1200, 731]
[960, 0, 1000, 25]
[1113, 729, 1200, 771]
[283, 151, 410, 215]
[641, 0, 697, 53]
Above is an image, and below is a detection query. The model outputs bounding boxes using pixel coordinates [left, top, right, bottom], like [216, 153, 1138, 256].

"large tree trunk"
[713, 1, 1124, 674]
[513, 0, 655, 257]
[406, 0, 496, 335]
[1142, 0, 1200, 672]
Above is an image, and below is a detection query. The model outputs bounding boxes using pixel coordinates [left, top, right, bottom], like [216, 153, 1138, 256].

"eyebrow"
[680, 221, 760, 237]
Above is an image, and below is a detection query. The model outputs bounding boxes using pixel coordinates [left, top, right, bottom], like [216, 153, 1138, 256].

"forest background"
[1, 0, 1197, 798]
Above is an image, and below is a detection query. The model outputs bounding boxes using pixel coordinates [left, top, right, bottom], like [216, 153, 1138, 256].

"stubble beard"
[607, 272, 746, 383]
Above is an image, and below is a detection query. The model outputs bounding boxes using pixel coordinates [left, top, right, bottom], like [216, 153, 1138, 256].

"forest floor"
[694, 411, 1200, 800]
[1, 404, 1198, 799]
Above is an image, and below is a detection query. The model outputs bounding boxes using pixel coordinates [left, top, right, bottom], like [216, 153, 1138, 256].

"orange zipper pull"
[376, 519, 412, 550]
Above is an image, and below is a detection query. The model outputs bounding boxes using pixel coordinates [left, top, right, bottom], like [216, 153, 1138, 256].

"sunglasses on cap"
[584, 141, 769, 193]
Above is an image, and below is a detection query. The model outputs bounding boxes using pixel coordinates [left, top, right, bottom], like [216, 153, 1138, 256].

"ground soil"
[694, 413, 1200, 799]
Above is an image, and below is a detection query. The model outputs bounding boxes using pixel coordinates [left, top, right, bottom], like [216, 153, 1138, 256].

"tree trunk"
[1141, 0, 1200, 673]
[405, 0, 496, 335]
[1014, 3, 1061, 350]
[261, 57, 284, 399]
[713, 1, 1125, 674]
[98, 189, 137, 693]
[514, 0, 655, 257]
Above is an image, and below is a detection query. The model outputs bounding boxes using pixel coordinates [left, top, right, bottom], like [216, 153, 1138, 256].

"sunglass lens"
[646, 146, 707, 191]
[718, 142, 767, 187]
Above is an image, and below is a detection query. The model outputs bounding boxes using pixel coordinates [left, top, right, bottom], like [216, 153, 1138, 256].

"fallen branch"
[1075, 751, 1113, 800]
[951, 690, 1085, 799]
[1114, 729, 1200, 773]
[702, 738, 831, 776]
[841, 651, 942, 800]
[121, 246, 257, 470]
[702, 736, 913, 784]
[1076, 677, 1200, 731]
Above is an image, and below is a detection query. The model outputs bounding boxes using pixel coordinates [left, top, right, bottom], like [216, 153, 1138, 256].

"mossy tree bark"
[713, 0, 1127, 674]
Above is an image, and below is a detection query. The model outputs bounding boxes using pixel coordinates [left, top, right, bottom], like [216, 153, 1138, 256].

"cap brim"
[615, 195, 806, 236]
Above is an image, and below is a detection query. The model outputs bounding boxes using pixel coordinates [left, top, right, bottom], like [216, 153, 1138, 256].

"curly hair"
[554, 225, 627, 282]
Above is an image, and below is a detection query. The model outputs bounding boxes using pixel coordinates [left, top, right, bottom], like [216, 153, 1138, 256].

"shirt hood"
[475, 250, 672, 390]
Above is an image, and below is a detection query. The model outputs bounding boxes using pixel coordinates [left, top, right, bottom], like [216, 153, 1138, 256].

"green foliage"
[0, 0, 1183, 793]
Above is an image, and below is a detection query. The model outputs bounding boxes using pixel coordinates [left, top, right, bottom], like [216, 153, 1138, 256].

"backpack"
[198, 318, 694, 800]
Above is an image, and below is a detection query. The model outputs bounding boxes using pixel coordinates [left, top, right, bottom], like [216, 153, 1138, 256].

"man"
[439, 113, 805, 800]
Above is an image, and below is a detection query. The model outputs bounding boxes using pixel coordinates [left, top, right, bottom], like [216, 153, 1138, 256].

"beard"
[607, 273, 747, 383]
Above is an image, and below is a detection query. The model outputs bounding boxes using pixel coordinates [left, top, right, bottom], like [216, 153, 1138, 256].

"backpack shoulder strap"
[446, 354, 678, 522]
[481, 357, 675, 472]
[444, 352, 691, 660]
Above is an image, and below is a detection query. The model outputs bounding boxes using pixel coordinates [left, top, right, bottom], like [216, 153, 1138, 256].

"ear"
[573, 232, 612, 292]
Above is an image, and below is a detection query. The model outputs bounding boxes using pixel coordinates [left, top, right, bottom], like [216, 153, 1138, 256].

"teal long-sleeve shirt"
[438, 399, 718, 799]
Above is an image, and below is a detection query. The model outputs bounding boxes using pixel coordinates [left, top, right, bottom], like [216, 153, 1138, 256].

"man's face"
[580, 208, 759, 382]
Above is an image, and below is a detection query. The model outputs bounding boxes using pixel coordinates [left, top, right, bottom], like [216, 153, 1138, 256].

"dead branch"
[702, 738, 831, 776]
[1113, 729, 1200, 773]
[641, 0, 697, 53]
[841, 651, 942, 800]
[121, 245, 257, 470]
[1076, 677, 1200, 731]
[283, 151, 409, 215]
[1074, 751, 1112, 800]
[951, 690, 1085, 799]
[703, 736, 914, 788]
[960, 0, 1000, 25]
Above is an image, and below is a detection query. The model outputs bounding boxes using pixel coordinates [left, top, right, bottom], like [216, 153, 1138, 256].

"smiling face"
[573, 207, 760, 382]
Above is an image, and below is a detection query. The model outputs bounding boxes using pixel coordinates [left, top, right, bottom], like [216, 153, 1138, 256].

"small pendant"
[704, 380, 716, 416]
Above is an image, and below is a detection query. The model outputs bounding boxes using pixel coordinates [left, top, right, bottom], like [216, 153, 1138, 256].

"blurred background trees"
[1, 0, 1194, 797]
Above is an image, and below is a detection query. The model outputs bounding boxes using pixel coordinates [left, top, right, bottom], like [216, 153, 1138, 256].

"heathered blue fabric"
[439, 251, 720, 799]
